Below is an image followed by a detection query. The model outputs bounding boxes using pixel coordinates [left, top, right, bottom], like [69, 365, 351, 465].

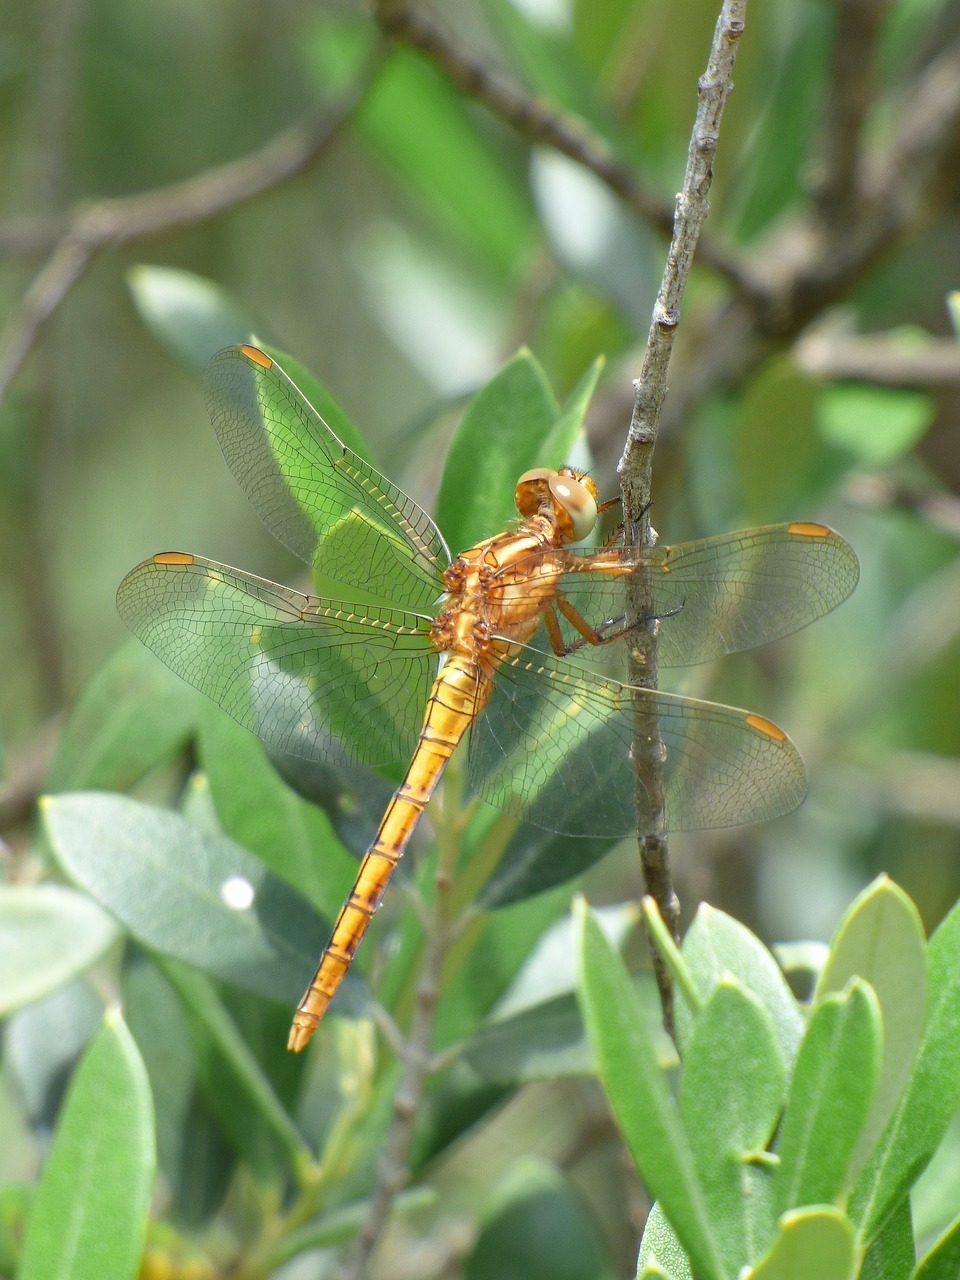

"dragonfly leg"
[551, 590, 637, 655]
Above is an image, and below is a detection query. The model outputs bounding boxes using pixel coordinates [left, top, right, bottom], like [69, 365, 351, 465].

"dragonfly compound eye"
[549, 473, 598, 542]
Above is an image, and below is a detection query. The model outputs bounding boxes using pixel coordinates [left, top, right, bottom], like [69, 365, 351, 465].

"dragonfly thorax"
[515, 467, 598, 544]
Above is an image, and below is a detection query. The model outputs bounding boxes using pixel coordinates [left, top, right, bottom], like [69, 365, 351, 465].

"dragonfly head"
[515, 467, 599, 544]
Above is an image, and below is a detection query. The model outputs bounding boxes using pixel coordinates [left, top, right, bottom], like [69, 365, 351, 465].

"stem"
[617, 0, 748, 1040]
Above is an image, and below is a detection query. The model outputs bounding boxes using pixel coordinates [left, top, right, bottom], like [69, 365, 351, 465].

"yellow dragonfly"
[118, 344, 859, 1052]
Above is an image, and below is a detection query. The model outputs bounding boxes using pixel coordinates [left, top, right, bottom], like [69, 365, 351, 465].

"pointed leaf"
[773, 980, 882, 1213]
[850, 897, 960, 1237]
[817, 876, 926, 1178]
[575, 900, 727, 1280]
[18, 1011, 155, 1280]
[435, 349, 558, 555]
[637, 1203, 693, 1279]
[127, 264, 260, 373]
[678, 905, 804, 1076]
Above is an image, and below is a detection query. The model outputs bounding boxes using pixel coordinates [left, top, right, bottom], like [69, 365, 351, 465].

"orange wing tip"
[154, 552, 195, 566]
[745, 713, 788, 743]
[787, 521, 831, 539]
[240, 344, 272, 370]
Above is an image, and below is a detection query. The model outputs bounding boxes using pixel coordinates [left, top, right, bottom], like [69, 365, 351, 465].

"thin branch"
[372, 0, 751, 290]
[617, 0, 748, 1036]
[794, 331, 960, 387]
[811, 0, 891, 231]
[757, 39, 960, 336]
[0, 67, 382, 404]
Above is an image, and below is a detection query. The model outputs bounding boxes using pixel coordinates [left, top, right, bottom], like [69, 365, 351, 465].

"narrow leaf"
[19, 1011, 155, 1280]
[773, 980, 882, 1213]
[679, 980, 784, 1274]
[575, 900, 728, 1280]
[850, 897, 960, 1238]
[915, 1213, 960, 1280]
[637, 1203, 693, 1279]
[817, 876, 926, 1178]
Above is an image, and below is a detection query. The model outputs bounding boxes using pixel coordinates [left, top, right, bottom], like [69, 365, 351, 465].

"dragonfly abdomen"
[287, 656, 488, 1051]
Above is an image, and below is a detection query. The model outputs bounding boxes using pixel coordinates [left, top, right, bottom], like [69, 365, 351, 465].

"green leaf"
[347, 47, 537, 275]
[157, 958, 310, 1170]
[256, 342, 376, 467]
[677, 906, 804, 1078]
[44, 640, 197, 793]
[732, 357, 820, 521]
[679, 980, 784, 1274]
[476, 819, 614, 909]
[196, 702, 357, 916]
[817, 383, 935, 466]
[127, 264, 261, 373]
[859, 1197, 914, 1280]
[773, 980, 882, 1213]
[575, 900, 727, 1280]
[743, 1206, 857, 1280]
[18, 1011, 155, 1280]
[727, 7, 833, 240]
[948, 292, 960, 338]
[637, 1203, 693, 1279]
[122, 957, 196, 1200]
[850, 897, 960, 1238]
[0, 885, 116, 1016]
[816, 876, 926, 1179]
[463, 992, 595, 1083]
[913, 1109, 960, 1242]
[435, 349, 559, 556]
[915, 1213, 960, 1280]
[465, 1157, 615, 1280]
[534, 355, 605, 472]
[41, 792, 326, 1005]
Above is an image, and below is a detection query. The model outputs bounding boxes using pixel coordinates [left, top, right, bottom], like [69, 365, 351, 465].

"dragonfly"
[118, 344, 859, 1052]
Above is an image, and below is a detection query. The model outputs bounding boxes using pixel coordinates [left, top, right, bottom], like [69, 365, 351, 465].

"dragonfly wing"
[203, 345, 449, 609]
[469, 649, 807, 837]
[117, 553, 436, 767]
[508, 524, 859, 666]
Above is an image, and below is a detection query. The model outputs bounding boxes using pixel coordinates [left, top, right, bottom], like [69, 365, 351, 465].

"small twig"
[844, 473, 960, 541]
[372, 0, 751, 291]
[617, 0, 748, 1038]
[0, 67, 382, 404]
[794, 331, 960, 387]
[811, 0, 890, 231]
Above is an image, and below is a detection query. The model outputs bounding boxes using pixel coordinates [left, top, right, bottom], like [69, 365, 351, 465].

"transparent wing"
[469, 648, 807, 837]
[497, 523, 859, 666]
[203, 345, 449, 608]
[117, 553, 437, 767]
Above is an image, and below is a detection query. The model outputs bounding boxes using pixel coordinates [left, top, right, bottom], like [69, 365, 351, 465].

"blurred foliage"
[2, 0, 960, 1276]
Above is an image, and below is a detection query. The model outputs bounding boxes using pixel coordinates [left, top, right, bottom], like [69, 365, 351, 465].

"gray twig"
[618, 0, 748, 1036]
[372, 0, 750, 290]
[0, 70, 381, 404]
